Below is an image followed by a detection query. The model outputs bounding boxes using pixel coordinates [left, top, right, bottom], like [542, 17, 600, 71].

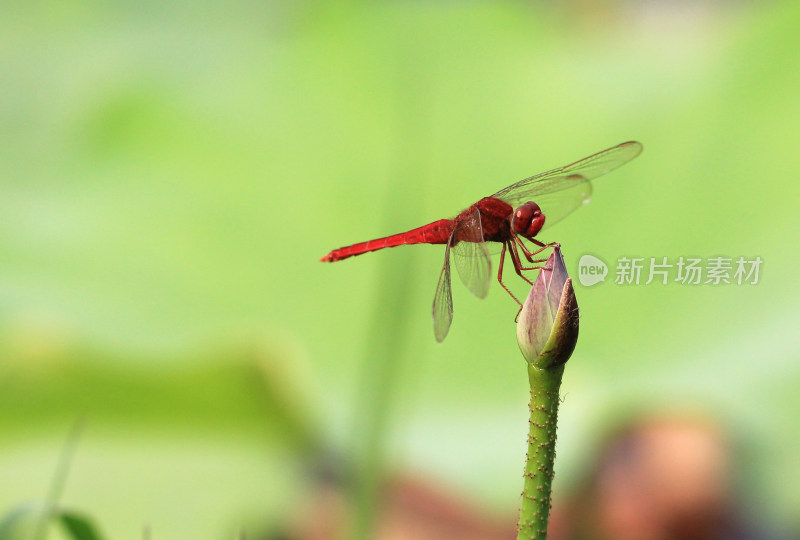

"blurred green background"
[1, 1, 798, 538]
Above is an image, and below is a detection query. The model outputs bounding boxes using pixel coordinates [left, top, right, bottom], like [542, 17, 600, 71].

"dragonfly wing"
[492, 141, 642, 210]
[535, 177, 593, 232]
[432, 233, 455, 343]
[452, 207, 492, 299]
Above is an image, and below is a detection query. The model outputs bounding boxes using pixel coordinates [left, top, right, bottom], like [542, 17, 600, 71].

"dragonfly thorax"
[512, 201, 546, 239]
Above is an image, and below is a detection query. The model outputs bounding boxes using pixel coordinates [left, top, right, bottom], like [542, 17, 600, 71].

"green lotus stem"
[515, 247, 578, 539]
[517, 362, 564, 540]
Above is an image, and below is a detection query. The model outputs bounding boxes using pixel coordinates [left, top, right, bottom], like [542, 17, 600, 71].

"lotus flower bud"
[516, 247, 579, 368]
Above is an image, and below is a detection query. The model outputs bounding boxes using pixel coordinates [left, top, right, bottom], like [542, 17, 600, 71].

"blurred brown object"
[289, 472, 517, 540]
[548, 414, 770, 540]
[281, 413, 780, 540]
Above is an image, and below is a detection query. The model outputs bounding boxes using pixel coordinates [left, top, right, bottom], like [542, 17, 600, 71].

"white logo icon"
[578, 254, 608, 287]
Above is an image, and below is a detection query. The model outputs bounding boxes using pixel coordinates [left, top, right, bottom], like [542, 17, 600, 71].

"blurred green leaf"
[0, 504, 39, 540]
[58, 510, 106, 540]
[0, 505, 106, 540]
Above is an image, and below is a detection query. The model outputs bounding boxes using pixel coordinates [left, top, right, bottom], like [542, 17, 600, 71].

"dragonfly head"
[512, 202, 546, 239]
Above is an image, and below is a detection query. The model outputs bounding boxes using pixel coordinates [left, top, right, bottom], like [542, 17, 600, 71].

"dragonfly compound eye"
[512, 202, 545, 238]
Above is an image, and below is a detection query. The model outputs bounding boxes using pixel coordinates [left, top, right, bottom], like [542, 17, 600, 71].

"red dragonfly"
[321, 141, 642, 341]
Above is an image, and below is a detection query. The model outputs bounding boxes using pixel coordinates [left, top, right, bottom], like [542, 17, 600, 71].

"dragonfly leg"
[508, 242, 536, 285]
[497, 242, 523, 308]
[517, 236, 560, 263]
[511, 239, 551, 273]
[507, 243, 527, 322]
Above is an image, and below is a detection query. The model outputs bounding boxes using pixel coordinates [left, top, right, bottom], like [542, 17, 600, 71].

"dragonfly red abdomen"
[320, 218, 454, 262]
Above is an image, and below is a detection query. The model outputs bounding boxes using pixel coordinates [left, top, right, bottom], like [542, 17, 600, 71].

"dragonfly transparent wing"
[452, 206, 492, 299]
[432, 231, 455, 343]
[532, 178, 593, 232]
[492, 141, 642, 228]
